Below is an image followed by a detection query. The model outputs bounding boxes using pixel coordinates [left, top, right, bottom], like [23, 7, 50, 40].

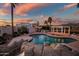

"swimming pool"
[31, 34, 77, 44]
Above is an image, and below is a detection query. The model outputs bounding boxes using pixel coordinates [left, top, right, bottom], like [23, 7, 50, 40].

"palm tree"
[11, 3, 16, 37]
[44, 20, 50, 31]
[44, 20, 48, 26]
[48, 17, 52, 31]
[36, 21, 39, 26]
[48, 17, 52, 26]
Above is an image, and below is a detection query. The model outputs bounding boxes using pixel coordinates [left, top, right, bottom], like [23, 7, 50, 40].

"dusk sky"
[0, 3, 79, 22]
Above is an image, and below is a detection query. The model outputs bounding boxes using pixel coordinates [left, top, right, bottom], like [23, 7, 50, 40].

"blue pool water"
[31, 34, 77, 44]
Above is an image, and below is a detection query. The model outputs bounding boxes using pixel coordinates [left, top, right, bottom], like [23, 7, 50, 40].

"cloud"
[61, 3, 77, 11]
[0, 3, 49, 16]
[15, 3, 49, 16]
[54, 3, 77, 15]
[15, 13, 28, 16]
[3, 3, 10, 7]
[14, 18, 32, 24]
[0, 9, 9, 16]
[73, 10, 79, 15]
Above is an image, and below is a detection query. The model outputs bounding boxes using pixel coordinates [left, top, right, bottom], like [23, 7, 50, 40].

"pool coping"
[31, 32, 78, 40]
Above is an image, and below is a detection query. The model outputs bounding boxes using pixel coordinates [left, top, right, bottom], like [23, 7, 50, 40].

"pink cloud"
[0, 9, 9, 16]
[73, 10, 79, 15]
[0, 3, 49, 16]
[3, 3, 10, 7]
[0, 3, 10, 16]
[14, 18, 32, 24]
[54, 3, 77, 15]
[15, 3, 49, 16]
[61, 3, 77, 11]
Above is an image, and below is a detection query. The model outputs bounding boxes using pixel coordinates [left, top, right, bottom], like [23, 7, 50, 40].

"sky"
[0, 3, 79, 22]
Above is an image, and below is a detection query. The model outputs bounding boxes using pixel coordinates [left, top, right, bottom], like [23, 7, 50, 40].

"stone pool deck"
[30, 32, 79, 55]
[19, 41, 78, 56]
[62, 41, 79, 53]
[47, 32, 79, 53]
[19, 41, 59, 56]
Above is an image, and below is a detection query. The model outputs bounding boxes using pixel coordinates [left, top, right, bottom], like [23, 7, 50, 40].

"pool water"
[31, 34, 77, 44]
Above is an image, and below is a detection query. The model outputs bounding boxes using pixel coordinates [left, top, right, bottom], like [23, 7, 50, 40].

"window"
[58, 28, 61, 32]
[65, 28, 69, 33]
[54, 28, 57, 32]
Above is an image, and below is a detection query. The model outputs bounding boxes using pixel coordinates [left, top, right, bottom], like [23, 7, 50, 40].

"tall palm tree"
[11, 3, 16, 37]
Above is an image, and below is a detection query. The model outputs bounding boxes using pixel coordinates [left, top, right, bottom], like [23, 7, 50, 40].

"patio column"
[61, 26, 63, 33]
[52, 28, 54, 32]
[56, 26, 58, 32]
[64, 27, 66, 34]
[56, 27, 58, 33]
[68, 26, 70, 34]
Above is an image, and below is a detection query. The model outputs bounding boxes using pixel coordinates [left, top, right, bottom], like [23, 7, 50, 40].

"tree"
[18, 26, 29, 35]
[48, 17, 52, 31]
[0, 36, 5, 45]
[36, 21, 39, 26]
[48, 17, 52, 26]
[2, 33, 10, 42]
[13, 32, 19, 37]
[44, 20, 48, 26]
[11, 3, 14, 37]
[11, 3, 16, 37]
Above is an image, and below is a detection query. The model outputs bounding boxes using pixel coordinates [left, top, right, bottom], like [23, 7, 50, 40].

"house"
[0, 26, 17, 36]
